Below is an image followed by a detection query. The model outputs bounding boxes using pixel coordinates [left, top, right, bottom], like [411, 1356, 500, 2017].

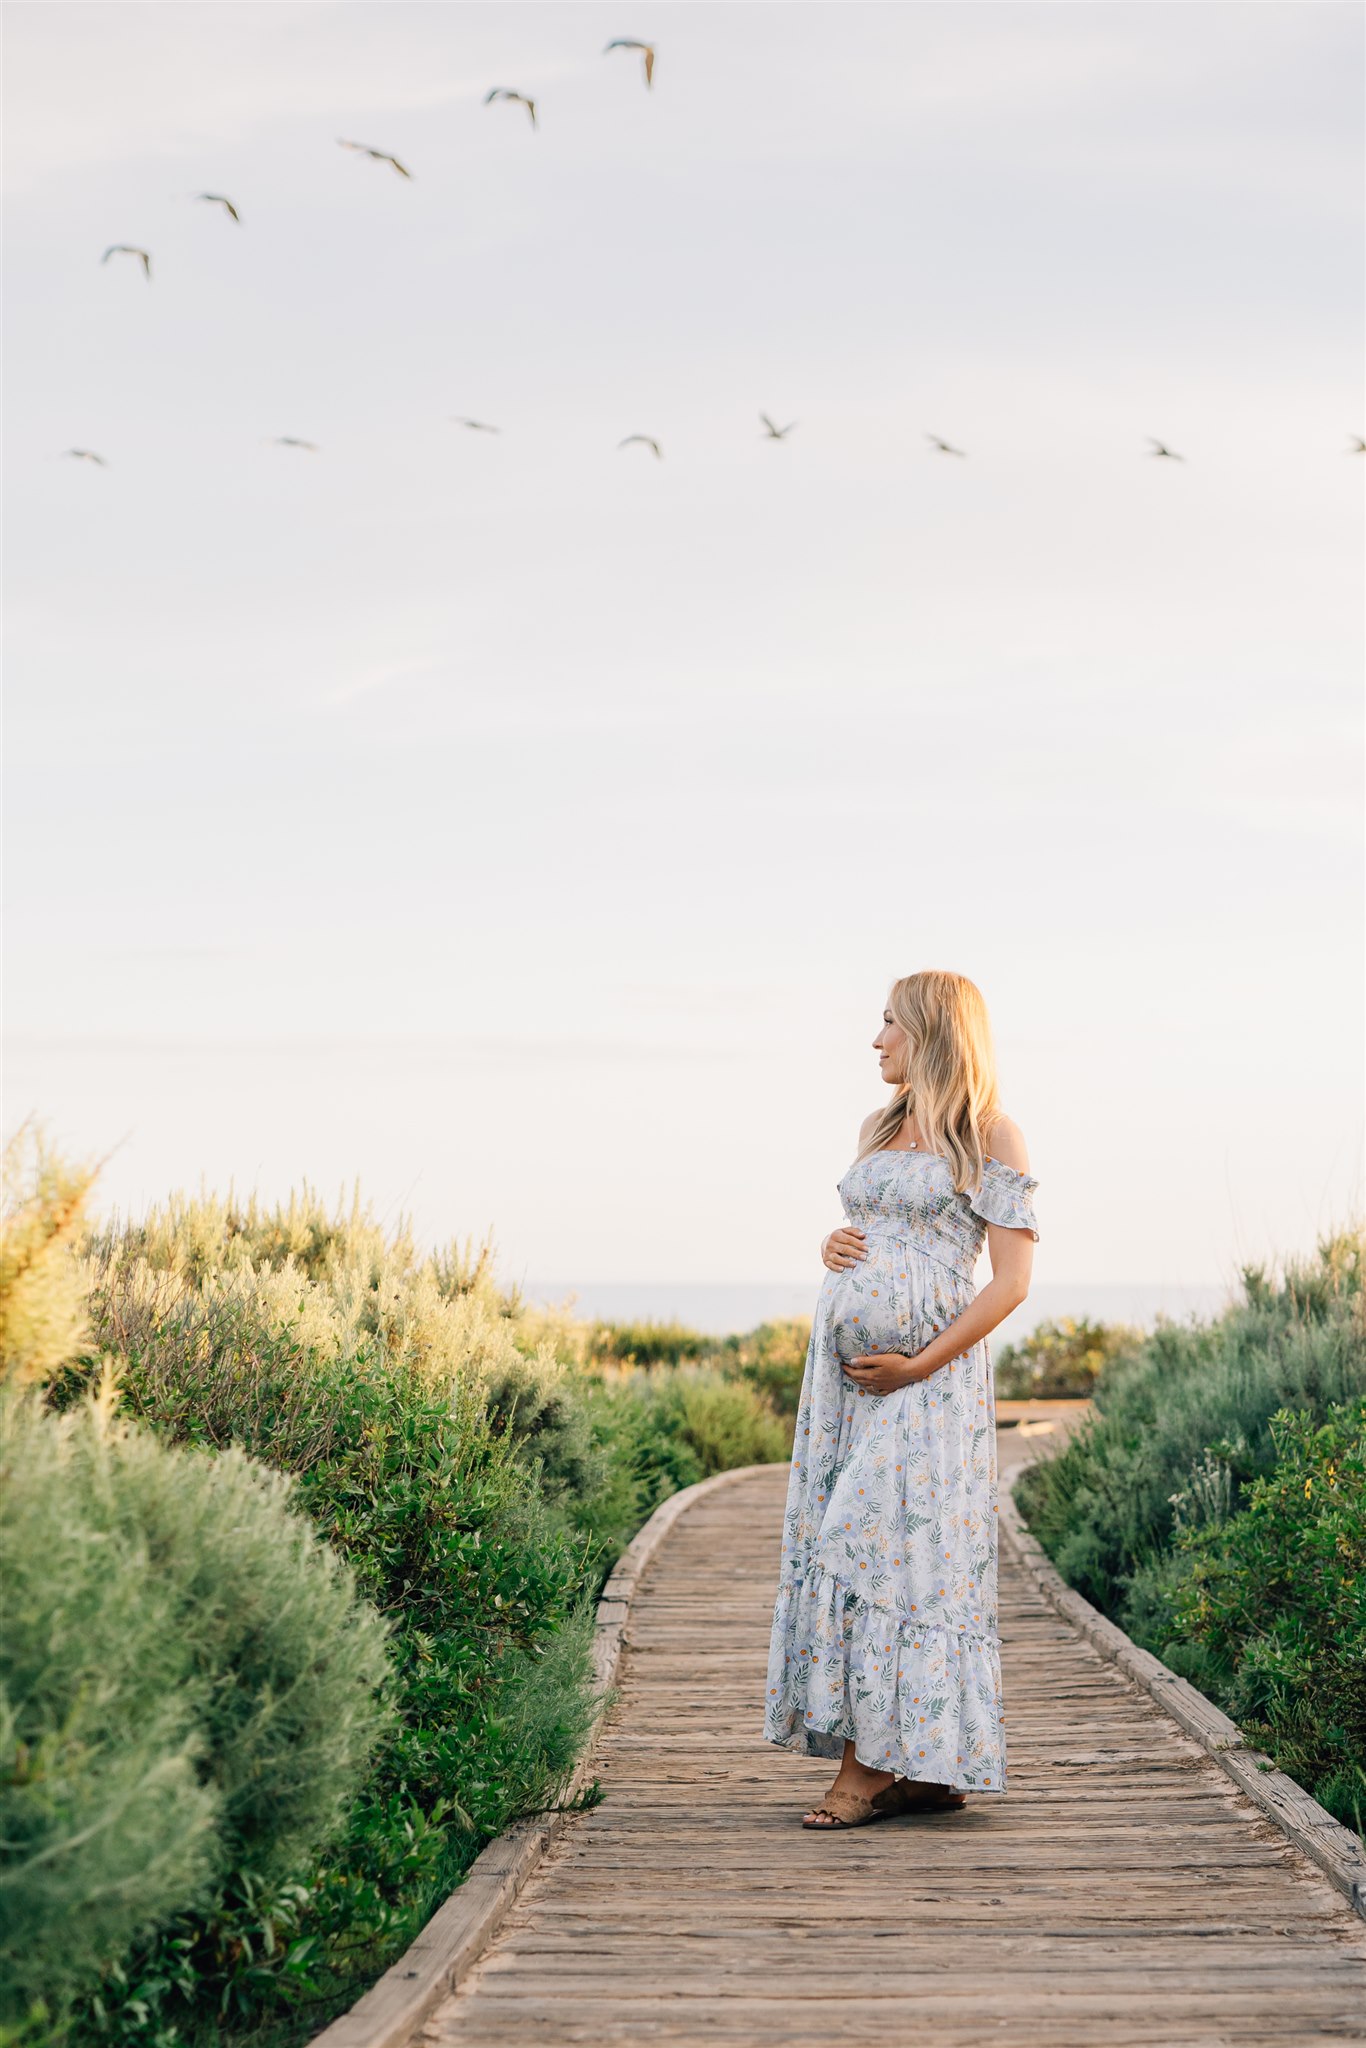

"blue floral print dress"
[764, 1146, 1039, 1794]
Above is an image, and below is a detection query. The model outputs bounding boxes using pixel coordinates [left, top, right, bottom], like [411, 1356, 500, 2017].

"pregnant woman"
[764, 968, 1038, 1829]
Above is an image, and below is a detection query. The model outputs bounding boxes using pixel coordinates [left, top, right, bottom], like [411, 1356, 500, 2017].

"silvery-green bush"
[0, 1382, 393, 2033]
[1016, 1230, 1365, 1610]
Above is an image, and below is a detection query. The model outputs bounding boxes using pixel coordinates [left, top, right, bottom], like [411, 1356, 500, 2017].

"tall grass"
[0, 1120, 100, 1388]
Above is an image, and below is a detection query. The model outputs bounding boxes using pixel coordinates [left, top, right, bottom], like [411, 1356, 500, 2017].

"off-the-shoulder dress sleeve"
[969, 1156, 1040, 1240]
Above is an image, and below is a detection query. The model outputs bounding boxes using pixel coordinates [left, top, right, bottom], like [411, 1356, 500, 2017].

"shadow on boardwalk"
[424, 1454, 1366, 2047]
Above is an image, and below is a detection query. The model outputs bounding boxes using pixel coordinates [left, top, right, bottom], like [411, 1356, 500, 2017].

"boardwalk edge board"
[1000, 1477, 1366, 1922]
[304, 1462, 783, 2048]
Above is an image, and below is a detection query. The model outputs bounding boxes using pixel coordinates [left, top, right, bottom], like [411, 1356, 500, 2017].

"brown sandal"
[880, 1778, 968, 1815]
[800, 1781, 904, 1829]
[801, 1779, 967, 1828]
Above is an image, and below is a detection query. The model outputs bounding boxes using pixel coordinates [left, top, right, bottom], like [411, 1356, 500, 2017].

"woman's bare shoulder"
[857, 1108, 883, 1145]
[985, 1112, 1030, 1172]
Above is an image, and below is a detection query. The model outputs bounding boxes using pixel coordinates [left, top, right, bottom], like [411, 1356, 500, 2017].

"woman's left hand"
[841, 1351, 920, 1394]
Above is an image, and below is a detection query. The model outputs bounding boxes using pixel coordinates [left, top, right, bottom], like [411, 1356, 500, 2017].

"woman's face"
[873, 1005, 910, 1086]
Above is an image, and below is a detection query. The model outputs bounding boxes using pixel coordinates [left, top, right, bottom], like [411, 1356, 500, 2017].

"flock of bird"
[58, 33, 1366, 475]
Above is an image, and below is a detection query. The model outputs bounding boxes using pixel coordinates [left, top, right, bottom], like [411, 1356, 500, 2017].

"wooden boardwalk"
[424, 1452, 1366, 2047]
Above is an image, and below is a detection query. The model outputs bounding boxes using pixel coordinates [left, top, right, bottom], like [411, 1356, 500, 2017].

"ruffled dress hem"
[764, 1559, 1008, 1794]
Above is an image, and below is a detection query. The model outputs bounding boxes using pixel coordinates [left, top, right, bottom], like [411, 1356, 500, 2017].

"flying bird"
[925, 433, 965, 456]
[63, 448, 108, 466]
[760, 414, 797, 439]
[196, 193, 241, 222]
[449, 417, 500, 433]
[337, 139, 412, 178]
[618, 435, 662, 459]
[603, 38, 655, 87]
[272, 437, 319, 451]
[1348, 437, 1366, 454]
[1146, 437, 1185, 461]
[102, 245, 151, 280]
[484, 88, 537, 128]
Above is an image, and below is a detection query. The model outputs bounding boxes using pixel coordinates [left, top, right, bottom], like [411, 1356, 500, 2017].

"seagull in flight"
[450, 417, 500, 433]
[618, 435, 662, 459]
[760, 414, 797, 439]
[1146, 437, 1185, 461]
[102, 245, 151, 280]
[484, 88, 537, 127]
[272, 437, 319, 451]
[63, 448, 108, 466]
[925, 433, 965, 456]
[604, 38, 655, 87]
[337, 139, 412, 178]
[196, 193, 241, 222]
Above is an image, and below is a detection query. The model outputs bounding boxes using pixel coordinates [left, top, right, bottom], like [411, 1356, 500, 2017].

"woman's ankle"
[837, 1759, 895, 1789]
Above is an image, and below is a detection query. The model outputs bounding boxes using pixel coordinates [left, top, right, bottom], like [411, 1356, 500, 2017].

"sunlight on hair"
[858, 971, 1003, 1194]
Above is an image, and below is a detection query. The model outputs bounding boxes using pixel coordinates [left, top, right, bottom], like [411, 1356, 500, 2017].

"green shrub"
[562, 1377, 706, 1558]
[482, 1353, 610, 1509]
[284, 1363, 599, 1843]
[51, 1200, 603, 2043]
[994, 1316, 1143, 1400]
[1015, 1230, 1366, 1844]
[74, 1186, 543, 1456]
[1156, 1401, 1366, 1836]
[0, 1381, 391, 2037]
[582, 1316, 815, 1424]
[563, 1368, 787, 1563]
[1015, 1232, 1365, 1613]
[657, 1372, 790, 1474]
[52, 1354, 601, 2042]
[721, 1319, 811, 1418]
[585, 1319, 718, 1369]
[22, 1173, 789, 2045]
[85, 1184, 522, 1328]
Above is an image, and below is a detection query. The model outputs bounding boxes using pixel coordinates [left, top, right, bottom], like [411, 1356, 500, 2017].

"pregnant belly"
[825, 1239, 968, 1365]
[826, 1241, 909, 1362]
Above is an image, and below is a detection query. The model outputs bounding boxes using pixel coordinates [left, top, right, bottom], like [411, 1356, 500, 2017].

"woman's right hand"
[821, 1226, 867, 1271]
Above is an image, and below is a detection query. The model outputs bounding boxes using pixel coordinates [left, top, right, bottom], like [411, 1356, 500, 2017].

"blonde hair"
[856, 970, 1003, 1194]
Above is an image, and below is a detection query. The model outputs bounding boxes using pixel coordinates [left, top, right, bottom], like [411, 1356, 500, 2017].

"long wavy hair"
[855, 970, 1003, 1194]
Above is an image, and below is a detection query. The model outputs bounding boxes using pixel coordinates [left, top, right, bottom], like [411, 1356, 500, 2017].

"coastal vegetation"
[992, 1314, 1144, 1399]
[0, 1125, 785, 2048]
[1015, 1230, 1366, 1842]
[8, 1115, 1359, 2042]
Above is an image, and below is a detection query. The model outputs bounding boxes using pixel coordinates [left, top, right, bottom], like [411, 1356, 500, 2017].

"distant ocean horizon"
[523, 1279, 1235, 1350]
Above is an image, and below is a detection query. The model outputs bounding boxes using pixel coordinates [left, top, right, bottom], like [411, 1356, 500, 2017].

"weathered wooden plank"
[431, 1986, 1366, 2021]
[474, 1979, 1359, 2012]
[426, 2022, 1353, 2048]
[425, 2024, 1365, 2048]
[470, 1959, 1366, 1992]
[487, 1931, 1362, 1964]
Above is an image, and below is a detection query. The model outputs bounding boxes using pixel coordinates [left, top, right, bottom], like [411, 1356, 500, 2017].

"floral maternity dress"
[764, 1145, 1039, 1794]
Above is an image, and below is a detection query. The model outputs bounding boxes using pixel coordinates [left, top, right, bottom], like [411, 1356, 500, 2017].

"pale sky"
[4, 1, 1363, 1298]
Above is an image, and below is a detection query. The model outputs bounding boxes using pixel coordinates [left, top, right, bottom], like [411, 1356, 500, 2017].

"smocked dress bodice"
[836, 1148, 1040, 1280]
